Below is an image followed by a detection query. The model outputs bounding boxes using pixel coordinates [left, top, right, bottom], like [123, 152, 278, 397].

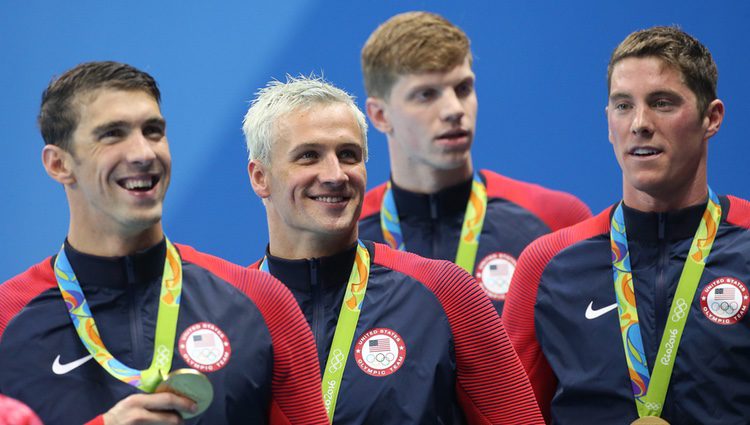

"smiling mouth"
[629, 147, 662, 157]
[117, 176, 159, 192]
[311, 196, 348, 203]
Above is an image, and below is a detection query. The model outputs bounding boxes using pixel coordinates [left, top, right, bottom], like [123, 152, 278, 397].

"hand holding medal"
[156, 369, 214, 419]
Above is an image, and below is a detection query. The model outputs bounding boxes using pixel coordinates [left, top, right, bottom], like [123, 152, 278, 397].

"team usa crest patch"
[354, 328, 406, 377]
[475, 252, 517, 301]
[700, 277, 749, 325]
[178, 322, 232, 372]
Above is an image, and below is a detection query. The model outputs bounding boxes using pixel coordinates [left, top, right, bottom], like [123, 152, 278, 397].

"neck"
[390, 156, 473, 194]
[268, 228, 358, 261]
[67, 223, 165, 257]
[622, 180, 708, 213]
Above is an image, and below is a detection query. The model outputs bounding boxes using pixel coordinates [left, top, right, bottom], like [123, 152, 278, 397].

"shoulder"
[481, 169, 592, 230]
[726, 195, 750, 229]
[371, 242, 486, 308]
[360, 182, 388, 221]
[516, 206, 612, 276]
[176, 244, 295, 315]
[0, 258, 57, 336]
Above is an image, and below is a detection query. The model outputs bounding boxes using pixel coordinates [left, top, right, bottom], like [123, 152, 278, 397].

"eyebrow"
[91, 120, 130, 136]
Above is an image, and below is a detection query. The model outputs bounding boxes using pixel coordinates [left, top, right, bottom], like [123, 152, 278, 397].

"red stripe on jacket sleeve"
[481, 169, 592, 231]
[0, 259, 56, 338]
[359, 183, 388, 221]
[502, 209, 611, 421]
[373, 243, 544, 424]
[177, 245, 328, 425]
[727, 195, 750, 229]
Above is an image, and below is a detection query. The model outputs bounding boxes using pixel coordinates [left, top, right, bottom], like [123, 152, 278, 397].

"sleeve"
[481, 169, 592, 232]
[375, 245, 544, 424]
[176, 245, 328, 425]
[248, 273, 329, 425]
[0, 395, 43, 425]
[502, 239, 558, 422]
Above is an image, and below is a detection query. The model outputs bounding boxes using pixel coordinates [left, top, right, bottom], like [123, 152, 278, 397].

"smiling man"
[358, 12, 592, 315]
[0, 61, 328, 425]
[244, 75, 543, 424]
[503, 27, 750, 424]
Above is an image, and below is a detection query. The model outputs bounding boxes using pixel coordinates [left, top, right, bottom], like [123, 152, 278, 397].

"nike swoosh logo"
[52, 354, 93, 375]
[585, 301, 618, 320]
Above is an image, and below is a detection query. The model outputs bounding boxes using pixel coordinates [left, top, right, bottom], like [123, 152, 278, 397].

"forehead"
[609, 56, 689, 95]
[274, 102, 363, 149]
[73, 88, 162, 127]
[391, 58, 475, 92]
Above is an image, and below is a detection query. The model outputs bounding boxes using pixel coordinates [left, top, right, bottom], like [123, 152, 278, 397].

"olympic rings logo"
[644, 401, 661, 411]
[711, 301, 739, 315]
[366, 352, 395, 367]
[327, 349, 345, 374]
[155, 345, 172, 367]
[670, 298, 688, 322]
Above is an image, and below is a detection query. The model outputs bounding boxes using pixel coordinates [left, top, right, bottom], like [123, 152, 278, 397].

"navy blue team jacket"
[0, 240, 328, 425]
[359, 169, 591, 315]
[503, 195, 750, 424]
[251, 241, 544, 425]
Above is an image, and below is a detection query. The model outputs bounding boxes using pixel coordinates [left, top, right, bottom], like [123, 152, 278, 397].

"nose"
[630, 106, 654, 137]
[440, 90, 465, 124]
[125, 133, 157, 166]
[318, 153, 347, 186]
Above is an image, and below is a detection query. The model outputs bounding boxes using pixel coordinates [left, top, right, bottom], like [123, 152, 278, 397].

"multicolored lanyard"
[259, 240, 370, 424]
[54, 239, 183, 392]
[380, 172, 487, 273]
[610, 188, 721, 418]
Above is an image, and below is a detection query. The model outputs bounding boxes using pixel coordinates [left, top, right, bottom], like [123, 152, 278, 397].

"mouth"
[435, 129, 471, 147]
[116, 175, 160, 193]
[310, 195, 349, 204]
[628, 146, 663, 158]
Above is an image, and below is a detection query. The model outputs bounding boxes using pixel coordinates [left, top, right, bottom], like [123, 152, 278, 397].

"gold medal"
[156, 369, 214, 419]
[631, 416, 670, 425]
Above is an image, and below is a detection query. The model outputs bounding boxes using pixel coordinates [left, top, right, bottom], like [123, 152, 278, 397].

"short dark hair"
[608, 26, 718, 115]
[38, 61, 161, 150]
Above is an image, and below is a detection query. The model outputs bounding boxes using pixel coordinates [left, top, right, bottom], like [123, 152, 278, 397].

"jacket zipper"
[125, 256, 144, 367]
[310, 259, 325, 372]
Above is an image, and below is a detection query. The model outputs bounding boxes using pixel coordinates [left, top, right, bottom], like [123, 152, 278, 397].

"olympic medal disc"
[631, 416, 670, 425]
[156, 369, 214, 419]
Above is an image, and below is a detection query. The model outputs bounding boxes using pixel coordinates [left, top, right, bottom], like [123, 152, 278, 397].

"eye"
[338, 148, 361, 163]
[652, 99, 675, 110]
[412, 88, 438, 102]
[99, 128, 126, 142]
[613, 102, 632, 112]
[297, 151, 319, 162]
[455, 81, 474, 98]
[143, 124, 165, 140]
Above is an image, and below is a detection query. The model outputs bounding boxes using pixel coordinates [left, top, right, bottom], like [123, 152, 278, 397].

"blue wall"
[2, 1, 749, 281]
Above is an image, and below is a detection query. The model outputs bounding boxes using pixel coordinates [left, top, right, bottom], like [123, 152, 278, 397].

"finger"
[138, 392, 197, 415]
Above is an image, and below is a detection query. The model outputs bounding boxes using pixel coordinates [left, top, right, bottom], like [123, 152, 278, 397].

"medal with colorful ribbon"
[611, 188, 721, 420]
[259, 240, 370, 424]
[54, 239, 183, 393]
[380, 172, 487, 273]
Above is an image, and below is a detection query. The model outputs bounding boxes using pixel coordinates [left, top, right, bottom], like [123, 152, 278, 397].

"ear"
[365, 97, 392, 134]
[42, 144, 76, 185]
[703, 99, 724, 140]
[248, 160, 271, 198]
[605, 105, 614, 145]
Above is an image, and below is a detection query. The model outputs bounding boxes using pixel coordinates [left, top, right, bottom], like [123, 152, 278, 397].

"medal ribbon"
[259, 240, 370, 424]
[380, 172, 487, 273]
[610, 188, 721, 417]
[54, 239, 183, 392]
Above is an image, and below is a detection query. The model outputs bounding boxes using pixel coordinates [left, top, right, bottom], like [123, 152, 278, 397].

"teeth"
[122, 178, 154, 190]
[632, 147, 659, 156]
[315, 196, 344, 203]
